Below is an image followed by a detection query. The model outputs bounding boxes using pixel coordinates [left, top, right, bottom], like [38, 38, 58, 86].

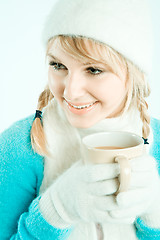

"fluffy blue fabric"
[0, 115, 160, 239]
[0, 115, 72, 239]
[135, 117, 160, 240]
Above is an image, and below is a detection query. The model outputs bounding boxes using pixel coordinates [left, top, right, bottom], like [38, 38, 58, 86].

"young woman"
[0, 0, 160, 239]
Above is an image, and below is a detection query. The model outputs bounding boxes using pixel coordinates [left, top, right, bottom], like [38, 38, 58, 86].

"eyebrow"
[47, 54, 62, 63]
[47, 53, 99, 66]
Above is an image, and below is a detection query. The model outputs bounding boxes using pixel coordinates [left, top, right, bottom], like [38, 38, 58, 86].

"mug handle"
[114, 155, 131, 194]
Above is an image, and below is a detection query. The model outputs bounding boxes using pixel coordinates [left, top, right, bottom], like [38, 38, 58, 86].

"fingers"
[116, 188, 151, 208]
[93, 195, 119, 211]
[130, 171, 154, 188]
[83, 163, 120, 182]
[109, 201, 148, 219]
[92, 208, 135, 224]
[130, 155, 157, 172]
[88, 179, 119, 196]
[129, 155, 158, 188]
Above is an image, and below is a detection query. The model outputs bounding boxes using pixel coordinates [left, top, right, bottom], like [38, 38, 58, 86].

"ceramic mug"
[82, 131, 145, 193]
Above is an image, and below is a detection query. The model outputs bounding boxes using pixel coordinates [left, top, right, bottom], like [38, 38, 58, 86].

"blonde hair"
[31, 35, 151, 156]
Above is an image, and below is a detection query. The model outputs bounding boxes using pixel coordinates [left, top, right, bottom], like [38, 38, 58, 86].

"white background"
[0, 0, 160, 133]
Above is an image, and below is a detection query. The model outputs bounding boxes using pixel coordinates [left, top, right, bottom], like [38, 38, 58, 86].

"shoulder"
[0, 116, 45, 236]
[150, 117, 160, 173]
[0, 115, 44, 191]
[150, 117, 160, 143]
[0, 115, 35, 148]
[150, 116, 160, 131]
[0, 115, 40, 157]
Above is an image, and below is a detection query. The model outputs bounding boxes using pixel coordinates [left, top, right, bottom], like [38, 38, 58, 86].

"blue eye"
[49, 61, 66, 70]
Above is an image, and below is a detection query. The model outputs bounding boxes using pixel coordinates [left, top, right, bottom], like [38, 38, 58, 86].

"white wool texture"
[42, 0, 153, 75]
[39, 100, 156, 240]
[39, 99, 153, 193]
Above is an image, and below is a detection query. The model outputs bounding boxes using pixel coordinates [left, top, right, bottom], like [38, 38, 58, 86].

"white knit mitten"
[39, 160, 134, 228]
[109, 154, 160, 227]
[102, 222, 137, 240]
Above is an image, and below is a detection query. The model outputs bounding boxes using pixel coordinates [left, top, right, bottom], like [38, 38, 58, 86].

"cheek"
[48, 68, 64, 96]
[98, 76, 126, 102]
[109, 82, 125, 97]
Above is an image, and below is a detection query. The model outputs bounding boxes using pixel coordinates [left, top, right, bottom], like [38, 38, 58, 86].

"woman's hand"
[109, 154, 160, 223]
[41, 160, 135, 227]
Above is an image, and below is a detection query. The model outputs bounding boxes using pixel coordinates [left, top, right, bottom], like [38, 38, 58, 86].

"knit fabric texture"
[0, 115, 73, 240]
[42, 0, 153, 75]
[135, 117, 160, 240]
[0, 115, 160, 239]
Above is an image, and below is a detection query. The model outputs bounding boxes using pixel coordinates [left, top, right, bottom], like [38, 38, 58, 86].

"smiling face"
[47, 37, 128, 128]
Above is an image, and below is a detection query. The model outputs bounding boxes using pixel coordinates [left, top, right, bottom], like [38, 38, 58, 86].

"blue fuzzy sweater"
[0, 115, 160, 239]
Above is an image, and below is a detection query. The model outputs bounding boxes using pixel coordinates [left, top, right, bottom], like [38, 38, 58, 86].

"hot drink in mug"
[82, 131, 145, 193]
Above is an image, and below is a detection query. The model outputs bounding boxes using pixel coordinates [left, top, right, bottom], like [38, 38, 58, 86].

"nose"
[63, 72, 86, 100]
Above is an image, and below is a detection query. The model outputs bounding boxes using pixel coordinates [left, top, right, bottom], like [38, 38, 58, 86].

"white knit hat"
[42, 0, 153, 75]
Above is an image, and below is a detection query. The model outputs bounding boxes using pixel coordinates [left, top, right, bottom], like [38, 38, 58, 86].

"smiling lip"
[64, 99, 98, 115]
[64, 99, 96, 107]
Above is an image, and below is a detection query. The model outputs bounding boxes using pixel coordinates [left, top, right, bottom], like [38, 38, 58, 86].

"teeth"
[70, 102, 95, 109]
[72, 103, 93, 109]
[65, 99, 97, 109]
[65, 100, 96, 109]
